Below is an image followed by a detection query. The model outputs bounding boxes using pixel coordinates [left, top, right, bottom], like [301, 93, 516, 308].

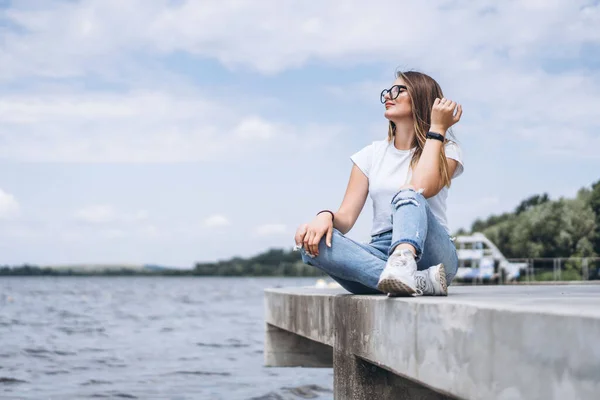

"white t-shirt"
[350, 139, 464, 236]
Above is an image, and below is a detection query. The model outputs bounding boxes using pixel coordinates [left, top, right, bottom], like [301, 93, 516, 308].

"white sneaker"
[415, 264, 448, 296]
[377, 248, 418, 296]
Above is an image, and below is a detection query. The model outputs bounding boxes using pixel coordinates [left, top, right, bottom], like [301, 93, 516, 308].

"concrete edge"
[265, 287, 600, 319]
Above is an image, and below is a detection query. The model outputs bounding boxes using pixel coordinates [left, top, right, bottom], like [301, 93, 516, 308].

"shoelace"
[415, 273, 430, 295]
[391, 255, 409, 270]
[395, 255, 423, 295]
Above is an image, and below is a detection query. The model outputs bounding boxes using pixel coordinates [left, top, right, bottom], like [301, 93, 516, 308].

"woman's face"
[383, 77, 413, 121]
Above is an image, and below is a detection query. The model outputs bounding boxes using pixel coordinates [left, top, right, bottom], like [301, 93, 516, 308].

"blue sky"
[1, 0, 599, 267]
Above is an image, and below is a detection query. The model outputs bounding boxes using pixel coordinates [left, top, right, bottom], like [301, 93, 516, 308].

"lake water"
[0, 277, 334, 400]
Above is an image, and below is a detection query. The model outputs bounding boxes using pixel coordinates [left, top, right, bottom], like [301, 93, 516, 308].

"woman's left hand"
[430, 98, 462, 134]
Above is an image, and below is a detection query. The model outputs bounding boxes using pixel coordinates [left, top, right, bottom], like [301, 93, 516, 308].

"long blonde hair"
[387, 70, 456, 189]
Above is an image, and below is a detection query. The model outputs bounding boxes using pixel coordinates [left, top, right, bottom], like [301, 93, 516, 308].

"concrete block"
[264, 285, 600, 400]
[264, 288, 335, 346]
[334, 349, 454, 400]
[264, 323, 333, 368]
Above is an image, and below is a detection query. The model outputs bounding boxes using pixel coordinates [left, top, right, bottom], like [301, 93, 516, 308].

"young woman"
[293, 70, 464, 296]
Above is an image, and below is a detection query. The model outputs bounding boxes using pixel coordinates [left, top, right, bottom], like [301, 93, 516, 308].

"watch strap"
[426, 131, 445, 142]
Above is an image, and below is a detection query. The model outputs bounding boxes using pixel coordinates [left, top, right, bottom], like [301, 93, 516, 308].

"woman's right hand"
[294, 213, 334, 257]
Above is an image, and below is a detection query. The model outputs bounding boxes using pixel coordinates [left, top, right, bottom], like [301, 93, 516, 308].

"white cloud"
[204, 214, 230, 228]
[0, 89, 340, 162]
[130, 210, 149, 222]
[138, 224, 160, 238]
[234, 116, 277, 140]
[325, 81, 384, 103]
[1, 1, 599, 77]
[73, 206, 155, 236]
[73, 205, 116, 224]
[0, 90, 226, 162]
[0, 189, 20, 219]
[255, 223, 287, 236]
[457, 69, 600, 158]
[101, 228, 126, 239]
[2, 1, 596, 161]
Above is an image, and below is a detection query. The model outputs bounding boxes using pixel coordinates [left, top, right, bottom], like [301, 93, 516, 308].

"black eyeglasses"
[380, 85, 407, 103]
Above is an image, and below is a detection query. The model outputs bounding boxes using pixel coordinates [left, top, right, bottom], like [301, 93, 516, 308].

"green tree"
[514, 193, 550, 215]
[480, 192, 597, 259]
[589, 179, 600, 255]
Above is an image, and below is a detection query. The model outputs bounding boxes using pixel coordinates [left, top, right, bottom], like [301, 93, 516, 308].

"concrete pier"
[264, 285, 600, 400]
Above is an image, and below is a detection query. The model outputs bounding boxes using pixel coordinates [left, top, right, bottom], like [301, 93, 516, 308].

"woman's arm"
[295, 164, 369, 256]
[410, 139, 458, 198]
[332, 164, 370, 234]
[410, 97, 462, 198]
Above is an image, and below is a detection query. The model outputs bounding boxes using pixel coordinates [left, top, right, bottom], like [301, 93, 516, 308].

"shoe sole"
[377, 277, 416, 296]
[436, 263, 448, 296]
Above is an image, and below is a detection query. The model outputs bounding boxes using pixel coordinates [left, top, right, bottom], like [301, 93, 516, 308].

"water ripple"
[247, 393, 284, 400]
[23, 348, 77, 357]
[0, 377, 28, 384]
[81, 379, 112, 386]
[283, 385, 333, 398]
[196, 339, 250, 349]
[113, 394, 137, 399]
[168, 370, 232, 377]
[45, 370, 70, 376]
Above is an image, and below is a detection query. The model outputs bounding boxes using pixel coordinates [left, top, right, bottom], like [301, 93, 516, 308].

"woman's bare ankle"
[392, 243, 417, 258]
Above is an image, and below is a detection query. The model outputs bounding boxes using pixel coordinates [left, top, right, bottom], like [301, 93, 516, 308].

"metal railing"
[507, 257, 600, 283]
[454, 258, 600, 285]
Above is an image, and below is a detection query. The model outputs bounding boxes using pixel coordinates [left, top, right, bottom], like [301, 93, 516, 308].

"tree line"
[0, 249, 318, 277]
[458, 179, 600, 259]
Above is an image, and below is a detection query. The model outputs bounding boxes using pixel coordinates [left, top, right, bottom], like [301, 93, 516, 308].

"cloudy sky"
[1, 0, 599, 267]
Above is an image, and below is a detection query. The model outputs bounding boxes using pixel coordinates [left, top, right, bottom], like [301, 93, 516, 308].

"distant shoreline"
[1, 248, 323, 277]
[0, 264, 325, 278]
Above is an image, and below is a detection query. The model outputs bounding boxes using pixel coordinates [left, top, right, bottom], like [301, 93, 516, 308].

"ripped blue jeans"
[299, 188, 458, 294]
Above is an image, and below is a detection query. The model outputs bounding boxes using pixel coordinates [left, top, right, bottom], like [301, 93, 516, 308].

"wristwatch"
[426, 131, 445, 142]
